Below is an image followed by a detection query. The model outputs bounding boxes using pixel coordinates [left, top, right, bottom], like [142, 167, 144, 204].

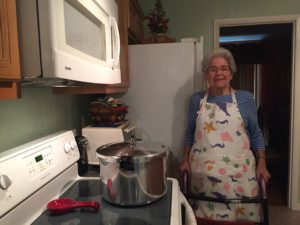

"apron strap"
[231, 89, 238, 105]
[198, 92, 209, 115]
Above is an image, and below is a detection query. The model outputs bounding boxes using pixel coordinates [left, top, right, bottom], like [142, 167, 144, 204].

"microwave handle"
[109, 17, 120, 67]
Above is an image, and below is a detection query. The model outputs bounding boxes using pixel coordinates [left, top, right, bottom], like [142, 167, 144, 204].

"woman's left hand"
[256, 158, 271, 183]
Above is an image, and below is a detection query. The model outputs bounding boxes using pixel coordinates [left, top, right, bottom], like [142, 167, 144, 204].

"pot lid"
[96, 140, 169, 160]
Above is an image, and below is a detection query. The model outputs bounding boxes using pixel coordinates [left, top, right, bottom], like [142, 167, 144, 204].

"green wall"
[2, 0, 298, 152]
[0, 88, 93, 152]
[140, 0, 300, 53]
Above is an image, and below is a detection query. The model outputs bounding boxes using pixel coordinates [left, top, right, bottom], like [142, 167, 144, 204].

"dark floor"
[267, 177, 286, 206]
[268, 204, 300, 225]
[266, 155, 300, 225]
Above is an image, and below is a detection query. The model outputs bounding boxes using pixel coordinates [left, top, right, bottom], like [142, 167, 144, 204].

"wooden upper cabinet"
[0, 0, 21, 99]
[128, 0, 145, 44]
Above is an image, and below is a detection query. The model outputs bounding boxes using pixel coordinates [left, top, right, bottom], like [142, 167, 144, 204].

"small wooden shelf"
[142, 34, 176, 44]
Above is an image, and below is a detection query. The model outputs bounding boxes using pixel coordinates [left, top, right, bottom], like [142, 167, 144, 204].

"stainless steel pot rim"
[97, 151, 168, 163]
[96, 141, 169, 160]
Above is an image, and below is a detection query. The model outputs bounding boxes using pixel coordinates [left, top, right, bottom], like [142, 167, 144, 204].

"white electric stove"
[0, 131, 196, 225]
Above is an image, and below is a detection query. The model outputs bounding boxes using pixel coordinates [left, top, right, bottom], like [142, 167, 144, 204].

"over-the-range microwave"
[16, 0, 121, 86]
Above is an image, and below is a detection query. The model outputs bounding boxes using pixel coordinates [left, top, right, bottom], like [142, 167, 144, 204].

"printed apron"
[189, 91, 260, 222]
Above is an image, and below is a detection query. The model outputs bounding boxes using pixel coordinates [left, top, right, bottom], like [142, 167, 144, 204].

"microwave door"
[109, 17, 120, 68]
[62, 0, 107, 63]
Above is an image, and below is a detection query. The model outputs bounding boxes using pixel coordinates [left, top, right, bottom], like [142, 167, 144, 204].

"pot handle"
[107, 179, 116, 201]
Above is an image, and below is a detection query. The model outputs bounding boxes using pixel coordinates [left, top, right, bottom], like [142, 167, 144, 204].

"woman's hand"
[179, 157, 190, 173]
[256, 158, 271, 183]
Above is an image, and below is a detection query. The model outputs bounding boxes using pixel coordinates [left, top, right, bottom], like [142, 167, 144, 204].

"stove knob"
[0, 175, 12, 190]
[64, 142, 71, 153]
[70, 140, 77, 150]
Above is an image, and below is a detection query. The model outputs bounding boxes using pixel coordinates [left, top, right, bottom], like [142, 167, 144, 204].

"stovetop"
[0, 131, 195, 225]
[31, 180, 173, 225]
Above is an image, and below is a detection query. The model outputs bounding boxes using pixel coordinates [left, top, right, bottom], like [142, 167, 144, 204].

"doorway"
[214, 15, 300, 210]
[221, 23, 292, 206]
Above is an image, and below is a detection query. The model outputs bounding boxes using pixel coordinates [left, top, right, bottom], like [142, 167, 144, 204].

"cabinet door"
[0, 0, 20, 79]
[0, 0, 21, 99]
[128, 0, 145, 43]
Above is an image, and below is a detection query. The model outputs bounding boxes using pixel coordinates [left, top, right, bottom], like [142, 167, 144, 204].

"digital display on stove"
[35, 155, 43, 163]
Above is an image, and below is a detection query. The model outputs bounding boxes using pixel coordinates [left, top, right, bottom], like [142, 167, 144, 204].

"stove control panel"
[0, 131, 79, 217]
[25, 146, 54, 176]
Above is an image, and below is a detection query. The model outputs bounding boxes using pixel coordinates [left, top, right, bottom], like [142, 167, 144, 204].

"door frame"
[214, 15, 300, 211]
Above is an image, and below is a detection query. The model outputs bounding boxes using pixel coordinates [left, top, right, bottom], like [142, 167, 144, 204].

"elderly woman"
[179, 47, 270, 222]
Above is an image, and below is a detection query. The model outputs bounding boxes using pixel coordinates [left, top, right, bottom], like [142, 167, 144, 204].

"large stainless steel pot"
[96, 139, 169, 206]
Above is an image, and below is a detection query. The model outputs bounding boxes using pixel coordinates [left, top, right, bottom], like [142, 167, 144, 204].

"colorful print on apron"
[189, 91, 260, 222]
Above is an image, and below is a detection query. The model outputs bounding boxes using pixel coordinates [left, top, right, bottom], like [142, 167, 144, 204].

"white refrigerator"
[122, 39, 205, 178]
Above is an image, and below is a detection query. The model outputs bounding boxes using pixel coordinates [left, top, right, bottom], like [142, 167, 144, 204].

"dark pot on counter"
[96, 139, 169, 206]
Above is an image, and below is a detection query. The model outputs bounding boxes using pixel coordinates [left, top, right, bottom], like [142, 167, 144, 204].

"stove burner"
[31, 180, 173, 225]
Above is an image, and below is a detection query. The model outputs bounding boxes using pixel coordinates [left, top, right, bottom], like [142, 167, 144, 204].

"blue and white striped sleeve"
[237, 91, 265, 151]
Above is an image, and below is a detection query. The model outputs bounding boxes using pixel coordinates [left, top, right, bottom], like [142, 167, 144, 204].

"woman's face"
[205, 56, 232, 90]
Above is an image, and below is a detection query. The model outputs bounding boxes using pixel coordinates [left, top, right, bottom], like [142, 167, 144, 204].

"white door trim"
[290, 16, 300, 211]
[214, 14, 300, 211]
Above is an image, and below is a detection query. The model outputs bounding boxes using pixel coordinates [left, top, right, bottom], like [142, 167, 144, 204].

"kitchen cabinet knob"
[0, 175, 12, 190]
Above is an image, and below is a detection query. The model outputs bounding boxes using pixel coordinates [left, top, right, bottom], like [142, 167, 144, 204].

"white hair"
[201, 47, 237, 75]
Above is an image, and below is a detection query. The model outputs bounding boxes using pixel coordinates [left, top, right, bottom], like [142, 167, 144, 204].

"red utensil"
[47, 198, 100, 214]
[107, 179, 116, 201]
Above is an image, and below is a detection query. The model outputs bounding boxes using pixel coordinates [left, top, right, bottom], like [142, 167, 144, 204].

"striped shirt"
[184, 90, 265, 151]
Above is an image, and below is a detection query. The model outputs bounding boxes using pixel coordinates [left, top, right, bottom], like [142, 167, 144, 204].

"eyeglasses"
[207, 66, 231, 74]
